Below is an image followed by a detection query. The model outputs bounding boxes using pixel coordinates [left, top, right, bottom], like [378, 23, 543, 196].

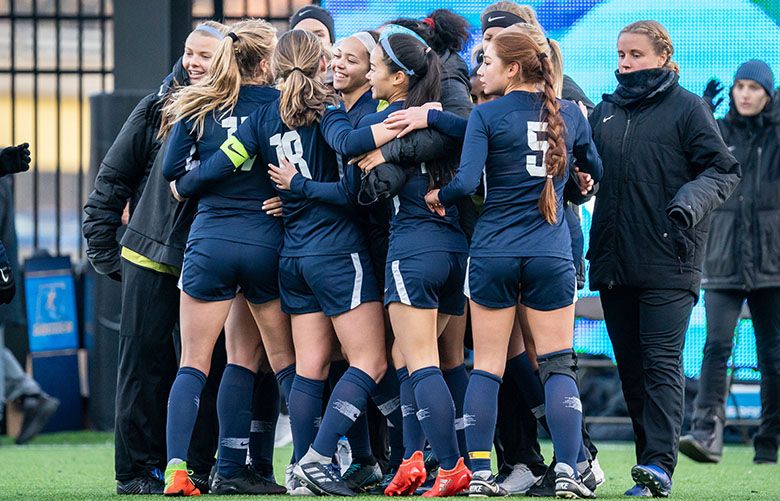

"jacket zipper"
[613, 112, 632, 285]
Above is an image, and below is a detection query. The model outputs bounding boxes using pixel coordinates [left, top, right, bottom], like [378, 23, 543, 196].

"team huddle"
[85, 1, 743, 499]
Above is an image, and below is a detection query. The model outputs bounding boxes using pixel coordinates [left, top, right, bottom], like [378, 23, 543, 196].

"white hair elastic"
[351, 31, 377, 54]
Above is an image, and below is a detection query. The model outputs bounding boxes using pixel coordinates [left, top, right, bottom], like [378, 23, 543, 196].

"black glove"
[357, 163, 412, 206]
[0, 143, 31, 177]
[0, 241, 15, 304]
[702, 78, 725, 113]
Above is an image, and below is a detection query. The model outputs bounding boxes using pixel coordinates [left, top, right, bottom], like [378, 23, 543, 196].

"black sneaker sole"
[678, 437, 720, 463]
[631, 466, 670, 498]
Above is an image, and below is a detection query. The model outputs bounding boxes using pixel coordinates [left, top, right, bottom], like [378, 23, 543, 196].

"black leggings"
[695, 289, 780, 447]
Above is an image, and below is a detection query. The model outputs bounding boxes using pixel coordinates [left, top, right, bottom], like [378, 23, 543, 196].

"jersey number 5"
[270, 131, 311, 179]
[526, 121, 548, 178]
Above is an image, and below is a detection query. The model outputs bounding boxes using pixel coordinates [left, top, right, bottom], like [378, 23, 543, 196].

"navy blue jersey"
[438, 91, 603, 259]
[348, 90, 379, 125]
[190, 97, 377, 257]
[358, 102, 468, 261]
[162, 85, 282, 248]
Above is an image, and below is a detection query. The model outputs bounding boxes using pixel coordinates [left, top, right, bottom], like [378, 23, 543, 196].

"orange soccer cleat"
[422, 457, 471, 497]
[164, 461, 201, 497]
[384, 451, 427, 496]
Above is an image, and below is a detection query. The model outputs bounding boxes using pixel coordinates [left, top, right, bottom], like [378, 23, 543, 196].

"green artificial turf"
[0, 432, 777, 499]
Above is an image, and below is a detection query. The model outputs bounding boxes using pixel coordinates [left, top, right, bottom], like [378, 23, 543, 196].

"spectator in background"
[680, 60, 780, 466]
[0, 143, 60, 445]
[587, 20, 741, 497]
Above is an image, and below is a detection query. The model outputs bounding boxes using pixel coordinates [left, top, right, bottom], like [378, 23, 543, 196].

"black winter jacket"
[702, 100, 780, 290]
[82, 60, 187, 277]
[588, 69, 741, 296]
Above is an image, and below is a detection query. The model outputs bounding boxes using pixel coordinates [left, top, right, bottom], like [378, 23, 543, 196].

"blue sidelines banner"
[24, 256, 79, 352]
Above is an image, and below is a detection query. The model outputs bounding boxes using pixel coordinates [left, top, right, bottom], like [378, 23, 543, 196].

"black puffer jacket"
[82, 60, 187, 278]
[588, 69, 741, 296]
[702, 98, 780, 290]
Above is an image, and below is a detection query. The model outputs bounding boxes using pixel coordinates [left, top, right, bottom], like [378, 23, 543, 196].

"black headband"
[480, 10, 527, 32]
[290, 5, 335, 44]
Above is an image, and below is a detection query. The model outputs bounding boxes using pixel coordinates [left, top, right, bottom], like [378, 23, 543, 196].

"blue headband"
[380, 24, 428, 47]
[194, 25, 224, 40]
[380, 36, 416, 76]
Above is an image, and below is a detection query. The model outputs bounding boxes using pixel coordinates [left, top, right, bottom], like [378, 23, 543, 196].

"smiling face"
[367, 45, 396, 101]
[182, 31, 221, 84]
[617, 32, 667, 74]
[331, 37, 371, 93]
[733, 79, 770, 117]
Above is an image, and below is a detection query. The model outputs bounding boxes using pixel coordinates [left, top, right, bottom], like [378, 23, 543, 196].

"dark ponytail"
[379, 34, 441, 108]
[387, 9, 470, 55]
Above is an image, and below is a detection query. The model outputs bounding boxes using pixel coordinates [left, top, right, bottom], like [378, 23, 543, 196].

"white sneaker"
[285, 463, 314, 496]
[498, 463, 541, 494]
[591, 458, 605, 487]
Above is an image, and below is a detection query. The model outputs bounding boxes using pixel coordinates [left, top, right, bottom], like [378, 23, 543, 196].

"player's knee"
[537, 349, 578, 384]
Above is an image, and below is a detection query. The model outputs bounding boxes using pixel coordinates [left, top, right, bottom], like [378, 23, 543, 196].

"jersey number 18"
[270, 131, 312, 179]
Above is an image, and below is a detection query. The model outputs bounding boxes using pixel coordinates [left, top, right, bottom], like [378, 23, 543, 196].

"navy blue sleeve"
[438, 108, 489, 206]
[320, 106, 377, 157]
[289, 163, 360, 207]
[173, 115, 262, 198]
[570, 110, 603, 183]
[427, 109, 467, 138]
[162, 121, 196, 182]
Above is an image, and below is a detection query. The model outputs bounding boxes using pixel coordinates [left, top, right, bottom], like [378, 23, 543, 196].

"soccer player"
[423, 27, 603, 498]
[161, 19, 290, 496]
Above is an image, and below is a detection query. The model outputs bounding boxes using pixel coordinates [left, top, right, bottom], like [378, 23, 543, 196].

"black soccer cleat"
[342, 461, 382, 492]
[116, 470, 164, 495]
[294, 460, 357, 496]
[211, 466, 287, 495]
[469, 471, 508, 497]
[553, 464, 595, 499]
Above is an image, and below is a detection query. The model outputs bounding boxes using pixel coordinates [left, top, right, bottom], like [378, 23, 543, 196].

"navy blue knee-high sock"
[372, 371, 404, 468]
[167, 367, 208, 462]
[442, 364, 470, 466]
[332, 360, 372, 461]
[507, 353, 588, 463]
[463, 369, 502, 473]
[217, 364, 255, 478]
[275, 364, 296, 407]
[410, 367, 460, 470]
[541, 354, 583, 473]
[398, 367, 426, 460]
[289, 374, 325, 463]
[250, 370, 280, 478]
[312, 367, 377, 457]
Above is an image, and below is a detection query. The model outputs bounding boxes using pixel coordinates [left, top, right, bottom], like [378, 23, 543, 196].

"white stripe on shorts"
[391, 260, 411, 306]
[392, 195, 400, 215]
[350, 252, 363, 310]
[463, 257, 471, 298]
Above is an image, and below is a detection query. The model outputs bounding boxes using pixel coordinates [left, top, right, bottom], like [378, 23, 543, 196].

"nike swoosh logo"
[226, 142, 247, 159]
[239, 440, 249, 447]
[602, 115, 615, 123]
[298, 8, 311, 17]
[487, 16, 505, 22]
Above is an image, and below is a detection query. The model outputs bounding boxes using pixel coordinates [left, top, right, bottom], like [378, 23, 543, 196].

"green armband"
[220, 136, 250, 168]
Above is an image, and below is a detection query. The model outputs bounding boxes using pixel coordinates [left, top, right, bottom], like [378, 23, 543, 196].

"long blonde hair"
[620, 20, 679, 74]
[161, 19, 277, 139]
[274, 29, 338, 129]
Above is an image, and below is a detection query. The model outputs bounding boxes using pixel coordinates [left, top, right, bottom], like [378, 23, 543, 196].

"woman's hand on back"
[268, 157, 298, 191]
[384, 102, 443, 138]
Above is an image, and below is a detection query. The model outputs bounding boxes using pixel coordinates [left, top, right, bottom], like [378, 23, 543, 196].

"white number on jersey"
[220, 116, 255, 172]
[526, 121, 548, 178]
[269, 131, 311, 179]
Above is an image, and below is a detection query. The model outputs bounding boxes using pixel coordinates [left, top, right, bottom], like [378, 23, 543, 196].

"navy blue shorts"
[384, 252, 467, 315]
[466, 256, 576, 311]
[279, 252, 380, 317]
[180, 238, 280, 304]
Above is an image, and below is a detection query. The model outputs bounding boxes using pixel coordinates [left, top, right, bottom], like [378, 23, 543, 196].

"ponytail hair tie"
[425, 47, 432, 54]
[546, 174, 553, 179]
[290, 67, 306, 74]
[226, 32, 239, 43]
[538, 52, 548, 62]
[422, 17, 435, 29]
